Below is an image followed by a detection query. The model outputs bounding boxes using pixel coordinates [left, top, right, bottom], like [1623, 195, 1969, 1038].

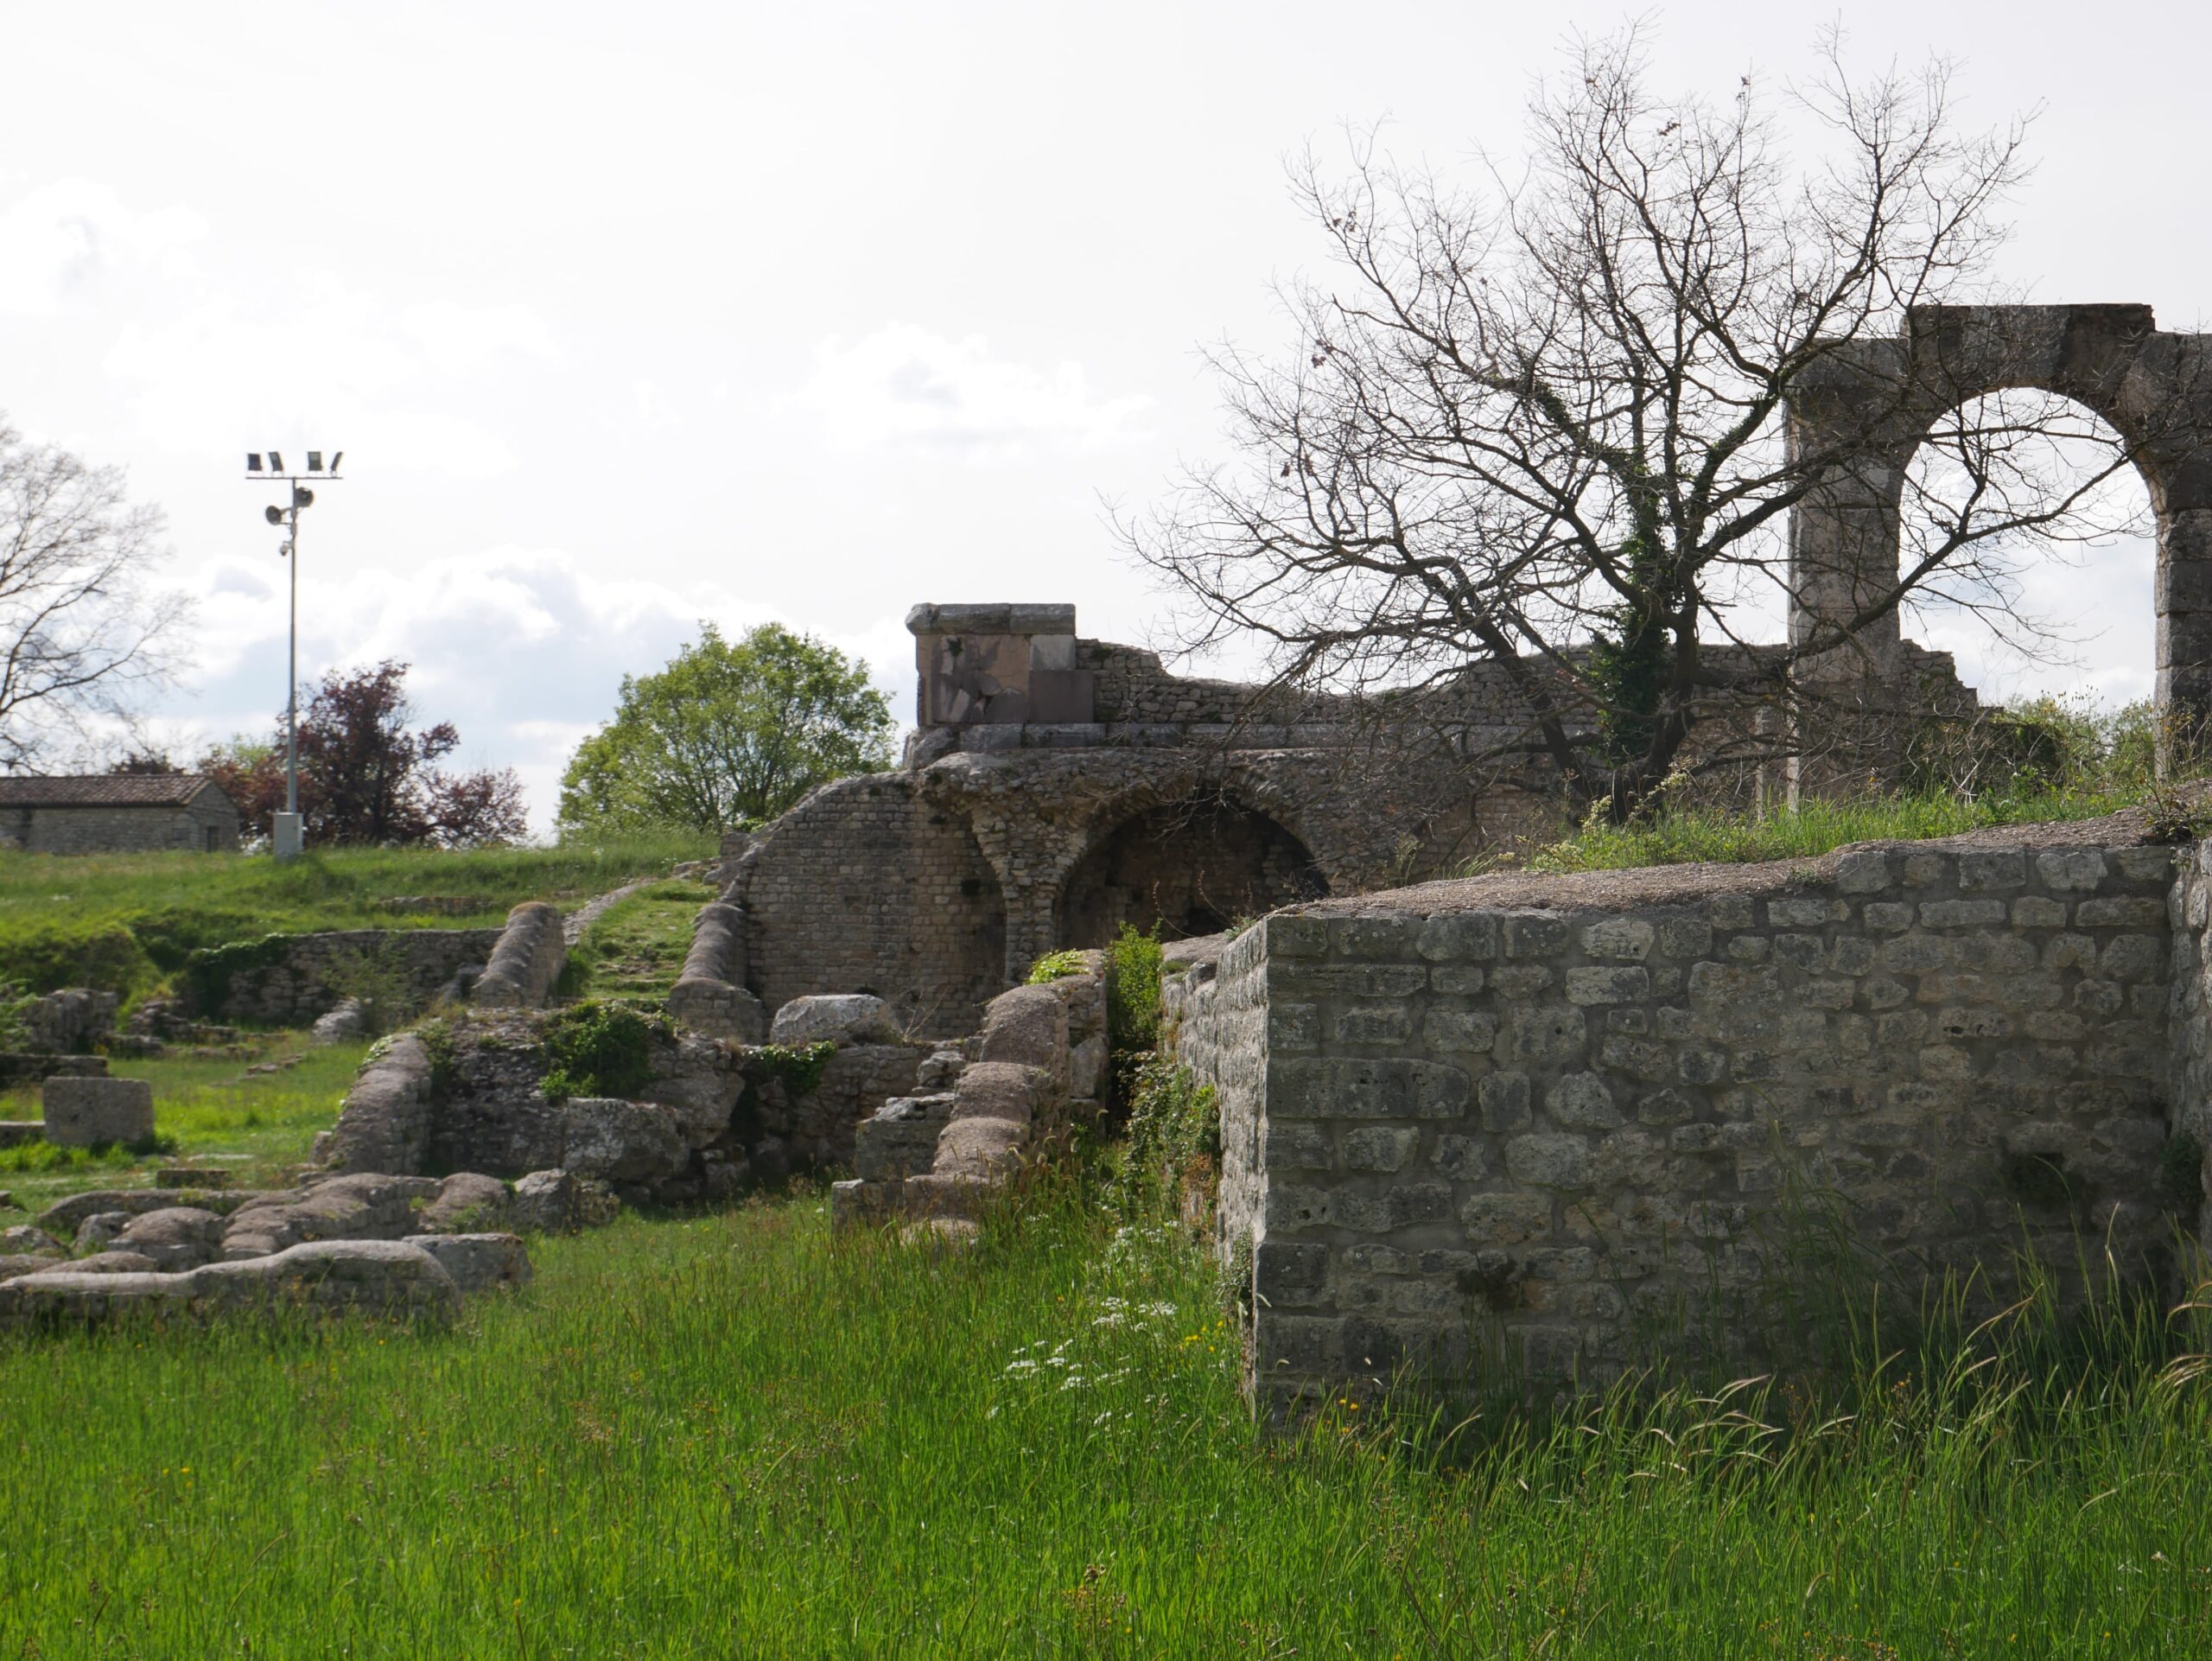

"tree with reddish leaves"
[202, 661, 527, 847]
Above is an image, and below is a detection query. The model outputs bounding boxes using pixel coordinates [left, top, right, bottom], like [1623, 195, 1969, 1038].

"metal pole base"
[272, 812, 303, 861]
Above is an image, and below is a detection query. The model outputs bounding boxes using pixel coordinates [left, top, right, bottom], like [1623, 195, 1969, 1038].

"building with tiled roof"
[0, 775, 241, 855]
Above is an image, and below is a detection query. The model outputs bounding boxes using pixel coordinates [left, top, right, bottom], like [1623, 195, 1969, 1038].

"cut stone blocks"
[41, 1077, 153, 1148]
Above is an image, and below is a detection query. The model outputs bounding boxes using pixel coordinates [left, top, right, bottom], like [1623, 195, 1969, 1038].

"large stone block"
[769, 994, 903, 1047]
[41, 1077, 152, 1148]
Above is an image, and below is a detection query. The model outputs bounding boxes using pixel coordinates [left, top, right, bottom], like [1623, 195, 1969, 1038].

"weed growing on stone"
[1026, 949, 1088, 984]
[1523, 785, 2154, 873]
[1110, 1057, 1218, 1217]
[749, 1040, 836, 1098]
[537, 1000, 665, 1101]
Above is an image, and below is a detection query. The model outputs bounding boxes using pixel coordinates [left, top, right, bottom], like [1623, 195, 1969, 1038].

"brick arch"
[1786, 303, 2212, 755]
[1055, 792, 1328, 948]
[1046, 769, 1343, 949]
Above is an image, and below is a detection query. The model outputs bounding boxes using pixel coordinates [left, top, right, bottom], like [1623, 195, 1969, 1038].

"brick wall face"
[1170, 830, 2193, 1413]
[741, 773, 1006, 1035]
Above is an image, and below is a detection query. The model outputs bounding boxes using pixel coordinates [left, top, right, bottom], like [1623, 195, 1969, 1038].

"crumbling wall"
[1169, 817, 2194, 1415]
[737, 772, 1006, 1033]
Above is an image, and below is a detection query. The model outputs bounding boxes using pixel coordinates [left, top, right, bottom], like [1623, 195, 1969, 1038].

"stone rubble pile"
[834, 953, 1107, 1238]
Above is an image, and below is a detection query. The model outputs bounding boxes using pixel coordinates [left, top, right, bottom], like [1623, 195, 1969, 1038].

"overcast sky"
[3, 1, 2204, 830]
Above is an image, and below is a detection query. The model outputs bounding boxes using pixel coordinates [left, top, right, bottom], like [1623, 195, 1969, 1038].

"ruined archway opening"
[1056, 794, 1328, 948]
[1899, 389, 2157, 722]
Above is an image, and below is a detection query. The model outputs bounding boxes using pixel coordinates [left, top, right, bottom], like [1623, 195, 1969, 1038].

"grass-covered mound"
[3, 1186, 2210, 1656]
[0, 830, 710, 999]
[559, 877, 720, 1006]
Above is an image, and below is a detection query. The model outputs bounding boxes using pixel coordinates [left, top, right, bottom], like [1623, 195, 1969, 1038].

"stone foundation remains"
[833, 954, 1108, 1237]
[185, 927, 505, 1026]
[1165, 811, 2204, 1414]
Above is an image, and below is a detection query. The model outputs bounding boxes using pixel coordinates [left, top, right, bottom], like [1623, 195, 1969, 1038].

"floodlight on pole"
[242, 448, 346, 860]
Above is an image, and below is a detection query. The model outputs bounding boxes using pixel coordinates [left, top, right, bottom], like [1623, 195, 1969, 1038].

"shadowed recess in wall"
[1058, 794, 1326, 946]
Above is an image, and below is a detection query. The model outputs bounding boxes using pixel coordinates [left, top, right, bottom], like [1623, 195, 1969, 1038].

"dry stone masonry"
[1166, 811, 2202, 1415]
[187, 927, 505, 1026]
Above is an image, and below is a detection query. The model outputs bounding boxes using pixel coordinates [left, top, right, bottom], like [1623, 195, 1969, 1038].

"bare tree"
[0, 416, 188, 772]
[1126, 26, 2187, 822]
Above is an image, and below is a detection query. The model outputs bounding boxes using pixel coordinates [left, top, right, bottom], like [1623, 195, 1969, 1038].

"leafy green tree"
[559, 623, 895, 834]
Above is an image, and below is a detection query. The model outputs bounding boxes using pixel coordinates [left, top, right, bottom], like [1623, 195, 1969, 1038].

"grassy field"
[3, 1179, 2210, 1656]
[0, 830, 714, 1001]
[0, 1038, 372, 1209]
[563, 877, 720, 1005]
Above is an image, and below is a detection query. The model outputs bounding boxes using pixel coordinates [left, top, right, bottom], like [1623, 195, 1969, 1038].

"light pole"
[244, 449, 344, 861]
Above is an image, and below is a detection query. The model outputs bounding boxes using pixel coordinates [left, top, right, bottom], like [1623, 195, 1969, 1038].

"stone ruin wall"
[188, 928, 506, 1026]
[1166, 818, 2198, 1414]
[734, 772, 1007, 1038]
[709, 600, 1983, 1040]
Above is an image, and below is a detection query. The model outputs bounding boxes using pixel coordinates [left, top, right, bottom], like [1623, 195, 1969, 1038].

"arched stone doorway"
[1785, 303, 2212, 771]
[1057, 794, 1327, 947]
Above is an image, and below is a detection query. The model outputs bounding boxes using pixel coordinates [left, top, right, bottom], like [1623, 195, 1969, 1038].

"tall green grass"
[3, 1189, 2209, 1656]
[1525, 786, 2147, 874]
[0, 830, 711, 999]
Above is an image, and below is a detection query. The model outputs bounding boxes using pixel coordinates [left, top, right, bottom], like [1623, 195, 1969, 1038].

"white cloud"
[802, 321, 1151, 462]
[0, 179, 206, 315]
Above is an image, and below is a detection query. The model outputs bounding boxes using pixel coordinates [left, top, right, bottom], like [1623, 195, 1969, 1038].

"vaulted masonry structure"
[692, 302, 2212, 1407]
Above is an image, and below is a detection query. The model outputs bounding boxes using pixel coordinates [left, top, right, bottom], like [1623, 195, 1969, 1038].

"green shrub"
[751, 1041, 836, 1098]
[538, 1000, 666, 1102]
[1025, 949, 1086, 984]
[0, 924, 157, 1001]
[1109, 1056, 1218, 1216]
[1105, 924, 1162, 1054]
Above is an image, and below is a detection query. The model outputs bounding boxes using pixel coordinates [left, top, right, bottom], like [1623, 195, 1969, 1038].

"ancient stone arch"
[1054, 786, 1330, 948]
[1786, 303, 2212, 760]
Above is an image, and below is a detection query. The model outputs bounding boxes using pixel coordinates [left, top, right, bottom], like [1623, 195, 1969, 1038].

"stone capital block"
[42, 1077, 154, 1149]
